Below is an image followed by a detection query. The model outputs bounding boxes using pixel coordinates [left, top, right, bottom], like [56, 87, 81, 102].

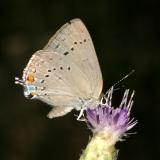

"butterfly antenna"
[103, 70, 135, 98]
[112, 69, 135, 88]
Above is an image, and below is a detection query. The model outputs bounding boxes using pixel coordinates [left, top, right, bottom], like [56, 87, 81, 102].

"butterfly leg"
[76, 108, 85, 121]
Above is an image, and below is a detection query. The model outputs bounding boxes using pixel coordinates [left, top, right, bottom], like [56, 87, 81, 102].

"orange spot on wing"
[26, 74, 35, 83]
[31, 92, 37, 96]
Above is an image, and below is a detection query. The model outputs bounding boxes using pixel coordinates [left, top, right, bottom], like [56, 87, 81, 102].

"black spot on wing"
[48, 69, 51, 72]
[55, 44, 59, 49]
[64, 51, 69, 56]
[45, 75, 49, 77]
[40, 79, 44, 83]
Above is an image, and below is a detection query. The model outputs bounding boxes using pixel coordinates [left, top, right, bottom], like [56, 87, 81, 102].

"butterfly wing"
[22, 19, 103, 118]
[44, 19, 103, 99]
[47, 106, 73, 118]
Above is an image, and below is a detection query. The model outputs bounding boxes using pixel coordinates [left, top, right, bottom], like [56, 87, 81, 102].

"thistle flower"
[80, 87, 137, 160]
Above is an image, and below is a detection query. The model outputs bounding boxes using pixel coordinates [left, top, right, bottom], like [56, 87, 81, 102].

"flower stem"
[79, 132, 118, 160]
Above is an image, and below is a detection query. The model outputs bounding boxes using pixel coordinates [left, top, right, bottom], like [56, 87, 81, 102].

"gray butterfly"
[15, 18, 103, 119]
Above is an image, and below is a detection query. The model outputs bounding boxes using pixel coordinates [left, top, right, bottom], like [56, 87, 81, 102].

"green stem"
[79, 132, 118, 160]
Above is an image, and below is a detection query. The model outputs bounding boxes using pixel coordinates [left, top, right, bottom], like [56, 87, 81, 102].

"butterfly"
[15, 18, 103, 119]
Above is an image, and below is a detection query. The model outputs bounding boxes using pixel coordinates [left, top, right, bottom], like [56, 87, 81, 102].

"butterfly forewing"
[44, 19, 103, 99]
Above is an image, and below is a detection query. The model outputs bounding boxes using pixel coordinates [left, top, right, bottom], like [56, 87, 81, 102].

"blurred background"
[0, 0, 159, 160]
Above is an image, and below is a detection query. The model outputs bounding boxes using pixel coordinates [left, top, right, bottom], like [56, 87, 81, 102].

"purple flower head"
[86, 87, 137, 141]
